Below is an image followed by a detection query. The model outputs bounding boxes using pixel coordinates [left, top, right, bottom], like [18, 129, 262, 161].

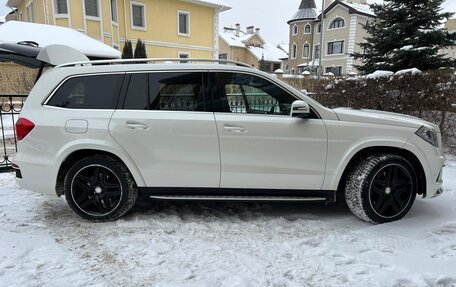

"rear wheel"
[64, 155, 138, 222]
[345, 154, 417, 224]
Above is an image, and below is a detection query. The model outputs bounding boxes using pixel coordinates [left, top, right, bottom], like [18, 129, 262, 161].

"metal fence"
[1, 95, 27, 173]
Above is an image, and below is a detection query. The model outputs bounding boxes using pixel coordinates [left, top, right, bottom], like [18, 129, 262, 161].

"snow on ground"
[1, 161, 456, 286]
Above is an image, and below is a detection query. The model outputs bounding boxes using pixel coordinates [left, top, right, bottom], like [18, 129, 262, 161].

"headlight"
[415, 126, 439, 147]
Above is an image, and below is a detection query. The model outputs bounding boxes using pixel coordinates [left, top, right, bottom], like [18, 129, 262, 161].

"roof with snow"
[220, 28, 287, 63]
[321, 0, 375, 18]
[180, 0, 231, 11]
[289, 0, 318, 23]
[6, 0, 231, 11]
[0, 21, 121, 58]
[248, 43, 288, 63]
[0, 15, 5, 23]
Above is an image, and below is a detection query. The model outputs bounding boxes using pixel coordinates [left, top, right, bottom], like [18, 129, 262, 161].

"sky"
[0, 0, 455, 43]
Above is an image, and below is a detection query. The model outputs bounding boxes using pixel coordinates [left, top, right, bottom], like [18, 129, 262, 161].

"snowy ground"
[1, 161, 456, 287]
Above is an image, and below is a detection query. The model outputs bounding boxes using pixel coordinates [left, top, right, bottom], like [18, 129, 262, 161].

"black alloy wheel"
[64, 155, 138, 221]
[369, 164, 414, 219]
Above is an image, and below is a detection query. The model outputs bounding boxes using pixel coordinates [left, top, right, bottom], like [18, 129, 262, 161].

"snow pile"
[274, 69, 284, 74]
[0, 161, 456, 286]
[395, 68, 423, 76]
[366, 70, 394, 79]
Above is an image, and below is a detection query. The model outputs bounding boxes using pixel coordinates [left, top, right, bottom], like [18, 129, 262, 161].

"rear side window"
[122, 72, 206, 111]
[47, 74, 124, 109]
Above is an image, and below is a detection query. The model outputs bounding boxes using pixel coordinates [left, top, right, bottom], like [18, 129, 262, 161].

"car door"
[109, 71, 220, 188]
[211, 71, 328, 190]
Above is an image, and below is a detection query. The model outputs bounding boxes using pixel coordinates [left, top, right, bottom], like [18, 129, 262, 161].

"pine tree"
[258, 54, 268, 72]
[121, 41, 134, 59]
[134, 39, 148, 59]
[353, 0, 456, 73]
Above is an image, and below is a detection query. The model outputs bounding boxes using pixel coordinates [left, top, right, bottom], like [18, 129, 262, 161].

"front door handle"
[126, 121, 148, 130]
[223, 125, 246, 133]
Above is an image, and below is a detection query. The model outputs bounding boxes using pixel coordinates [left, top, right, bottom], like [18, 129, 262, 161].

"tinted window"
[212, 73, 296, 115]
[149, 73, 205, 111]
[121, 72, 206, 111]
[124, 74, 148, 110]
[48, 74, 123, 109]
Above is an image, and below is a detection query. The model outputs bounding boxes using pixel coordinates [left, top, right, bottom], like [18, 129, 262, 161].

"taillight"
[16, 118, 35, 141]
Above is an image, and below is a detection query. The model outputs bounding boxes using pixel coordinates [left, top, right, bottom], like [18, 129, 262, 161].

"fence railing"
[1, 95, 27, 173]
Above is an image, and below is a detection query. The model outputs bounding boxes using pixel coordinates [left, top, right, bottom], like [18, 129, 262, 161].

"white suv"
[14, 58, 445, 224]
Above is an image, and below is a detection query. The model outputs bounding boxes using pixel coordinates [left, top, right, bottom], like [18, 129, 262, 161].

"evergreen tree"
[258, 54, 268, 72]
[121, 41, 134, 59]
[353, 0, 456, 73]
[134, 39, 148, 59]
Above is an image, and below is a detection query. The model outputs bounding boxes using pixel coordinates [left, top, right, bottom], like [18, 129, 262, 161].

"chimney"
[246, 26, 254, 34]
[350, 0, 367, 4]
[255, 28, 260, 34]
[235, 23, 241, 37]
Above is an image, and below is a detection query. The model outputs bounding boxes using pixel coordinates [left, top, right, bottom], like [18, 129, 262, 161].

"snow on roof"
[0, 21, 121, 59]
[220, 30, 253, 48]
[248, 43, 288, 63]
[277, 43, 289, 54]
[0, 15, 5, 23]
[340, 0, 375, 17]
[180, 0, 231, 11]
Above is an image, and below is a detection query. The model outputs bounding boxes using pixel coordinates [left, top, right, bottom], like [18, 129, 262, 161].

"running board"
[149, 195, 328, 202]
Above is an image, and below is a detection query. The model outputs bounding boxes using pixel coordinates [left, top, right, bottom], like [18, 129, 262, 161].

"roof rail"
[56, 58, 255, 68]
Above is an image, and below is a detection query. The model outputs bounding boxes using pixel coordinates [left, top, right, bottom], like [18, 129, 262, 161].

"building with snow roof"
[285, 0, 375, 76]
[441, 19, 456, 61]
[219, 24, 288, 73]
[5, 0, 230, 60]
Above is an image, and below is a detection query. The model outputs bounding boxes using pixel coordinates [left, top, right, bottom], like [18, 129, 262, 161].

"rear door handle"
[126, 121, 148, 130]
[223, 125, 246, 133]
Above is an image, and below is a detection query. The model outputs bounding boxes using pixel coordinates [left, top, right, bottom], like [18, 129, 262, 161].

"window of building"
[55, 0, 68, 15]
[292, 24, 298, 35]
[291, 44, 297, 59]
[314, 45, 320, 59]
[317, 23, 321, 33]
[47, 74, 124, 109]
[219, 53, 228, 60]
[326, 66, 343, 76]
[212, 72, 297, 115]
[26, 1, 35, 22]
[327, 41, 344, 55]
[178, 52, 190, 63]
[111, 0, 118, 22]
[303, 44, 310, 58]
[84, 0, 99, 18]
[304, 24, 311, 34]
[131, 2, 146, 29]
[178, 10, 190, 36]
[330, 18, 345, 29]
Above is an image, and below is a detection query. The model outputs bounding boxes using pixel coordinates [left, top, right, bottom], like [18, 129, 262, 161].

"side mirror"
[290, 100, 310, 118]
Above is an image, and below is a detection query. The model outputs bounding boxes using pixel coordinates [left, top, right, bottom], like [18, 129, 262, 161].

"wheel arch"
[336, 146, 426, 197]
[56, 149, 145, 197]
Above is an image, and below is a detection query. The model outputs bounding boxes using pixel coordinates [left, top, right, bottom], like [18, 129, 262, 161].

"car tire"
[64, 155, 138, 222]
[345, 154, 417, 224]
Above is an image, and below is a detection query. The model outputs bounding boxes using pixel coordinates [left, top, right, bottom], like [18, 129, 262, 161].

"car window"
[121, 72, 206, 111]
[124, 73, 148, 110]
[149, 73, 205, 111]
[47, 74, 124, 109]
[212, 72, 296, 115]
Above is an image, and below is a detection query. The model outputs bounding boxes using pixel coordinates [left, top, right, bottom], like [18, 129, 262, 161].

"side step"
[149, 195, 328, 202]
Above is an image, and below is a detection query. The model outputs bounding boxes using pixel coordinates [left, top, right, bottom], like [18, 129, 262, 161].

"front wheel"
[345, 154, 417, 224]
[64, 155, 138, 222]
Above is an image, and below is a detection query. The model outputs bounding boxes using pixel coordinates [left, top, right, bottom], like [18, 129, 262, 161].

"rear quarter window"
[47, 74, 124, 109]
